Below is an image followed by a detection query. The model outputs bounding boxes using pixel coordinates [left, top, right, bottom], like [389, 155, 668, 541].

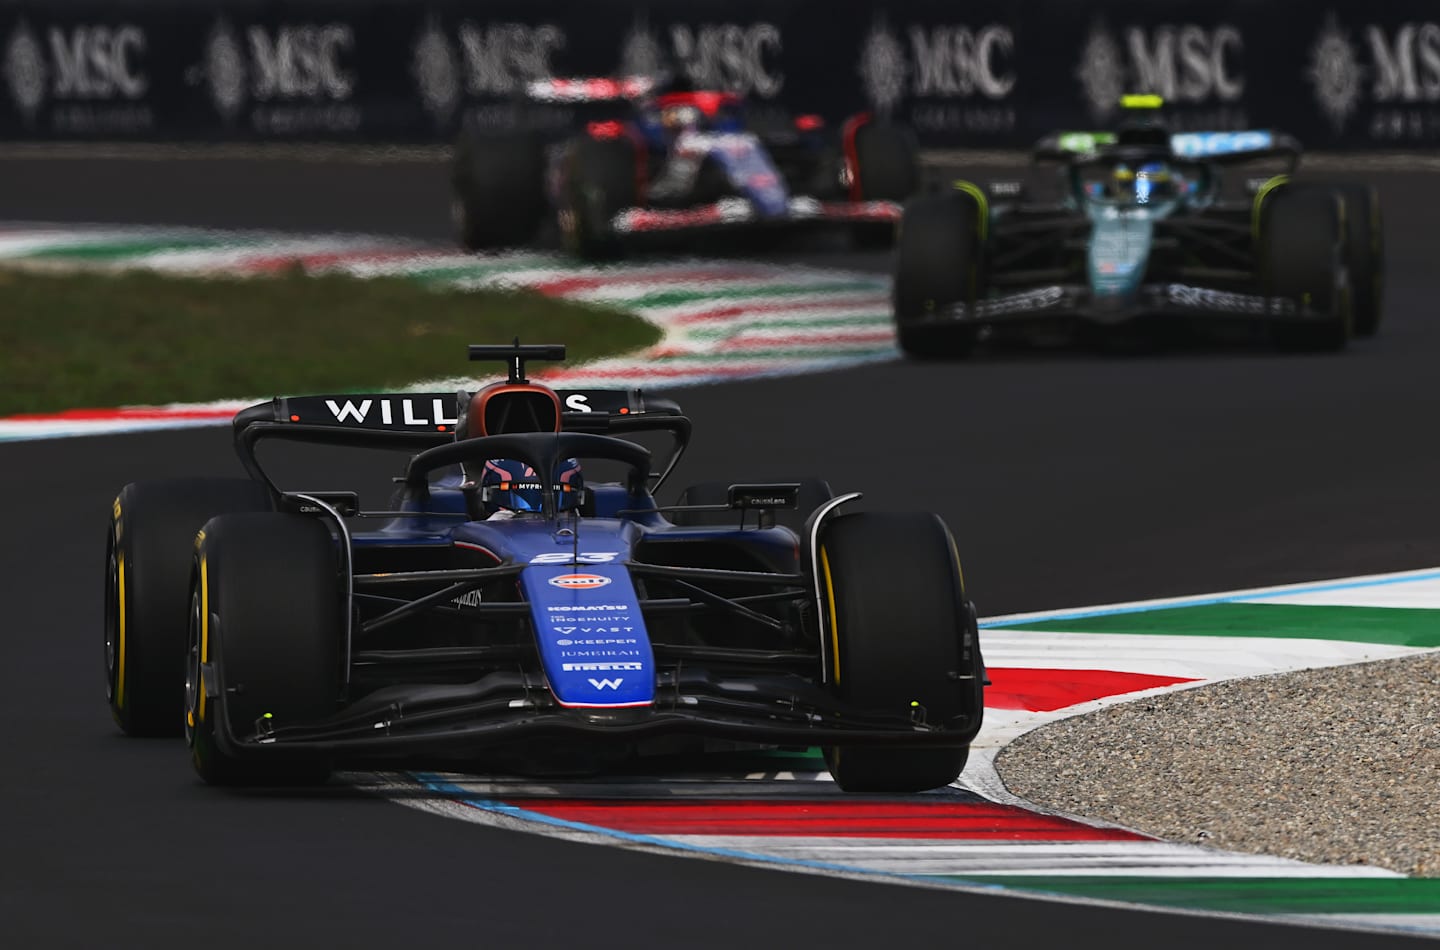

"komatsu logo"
[546, 605, 629, 612]
[324, 397, 459, 427]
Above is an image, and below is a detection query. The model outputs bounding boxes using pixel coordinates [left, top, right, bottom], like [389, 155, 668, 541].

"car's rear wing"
[523, 75, 655, 104]
[1033, 129, 1302, 169]
[230, 387, 691, 497]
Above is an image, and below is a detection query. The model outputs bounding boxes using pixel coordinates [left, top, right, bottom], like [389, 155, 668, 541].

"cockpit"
[648, 91, 746, 135]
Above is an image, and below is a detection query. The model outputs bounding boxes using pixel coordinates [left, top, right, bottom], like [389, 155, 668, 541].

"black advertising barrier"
[2, 0, 1440, 149]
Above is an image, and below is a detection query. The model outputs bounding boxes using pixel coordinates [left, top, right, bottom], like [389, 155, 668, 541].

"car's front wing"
[907, 283, 1334, 330]
[204, 667, 983, 764]
[612, 197, 900, 235]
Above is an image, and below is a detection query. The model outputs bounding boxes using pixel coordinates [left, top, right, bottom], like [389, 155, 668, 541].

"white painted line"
[1240, 575, 1440, 609]
[981, 566, 1440, 628]
[657, 838, 1404, 877]
[980, 630, 1424, 680]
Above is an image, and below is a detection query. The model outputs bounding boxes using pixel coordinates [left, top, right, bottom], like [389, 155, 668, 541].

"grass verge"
[0, 267, 660, 415]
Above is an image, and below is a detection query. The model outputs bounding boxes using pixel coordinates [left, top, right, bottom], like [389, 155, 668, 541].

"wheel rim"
[183, 584, 202, 746]
[103, 533, 119, 701]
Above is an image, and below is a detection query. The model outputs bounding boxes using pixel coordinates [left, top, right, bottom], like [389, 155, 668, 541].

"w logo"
[588, 678, 623, 690]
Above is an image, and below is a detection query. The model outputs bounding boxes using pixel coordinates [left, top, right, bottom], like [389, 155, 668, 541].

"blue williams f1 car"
[451, 76, 918, 258]
[104, 344, 984, 792]
[893, 97, 1383, 357]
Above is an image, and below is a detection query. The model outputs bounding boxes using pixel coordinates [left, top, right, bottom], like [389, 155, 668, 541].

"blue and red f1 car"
[451, 76, 919, 258]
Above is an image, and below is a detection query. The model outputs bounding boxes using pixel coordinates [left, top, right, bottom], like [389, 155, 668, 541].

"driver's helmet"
[1108, 162, 1135, 200]
[1135, 161, 1176, 203]
[660, 102, 702, 130]
[1111, 161, 1177, 204]
[456, 380, 584, 516]
[480, 457, 584, 514]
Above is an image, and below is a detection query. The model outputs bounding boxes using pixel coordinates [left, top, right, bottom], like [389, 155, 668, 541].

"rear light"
[795, 114, 824, 131]
[587, 120, 625, 139]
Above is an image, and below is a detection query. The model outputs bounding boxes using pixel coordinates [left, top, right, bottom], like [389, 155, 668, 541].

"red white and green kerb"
[0, 225, 893, 440]
[6, 225, 1439, 936]
[373, 568, 1440, 937]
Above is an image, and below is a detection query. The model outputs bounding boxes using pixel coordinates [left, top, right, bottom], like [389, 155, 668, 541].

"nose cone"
[1089, 215, 1153, 299]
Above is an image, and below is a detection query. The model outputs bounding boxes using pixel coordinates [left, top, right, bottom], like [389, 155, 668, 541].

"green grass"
[0, 268, 659, 414]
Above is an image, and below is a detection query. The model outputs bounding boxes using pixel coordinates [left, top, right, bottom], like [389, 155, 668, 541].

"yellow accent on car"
[1121, 93, 1164, 109]
[198, 554, 209, 723]
[1251, 174, 1290, 242]
[116, 554, 127, 710]
[951, 180, 989, 240]
[820, 546, 841, 684]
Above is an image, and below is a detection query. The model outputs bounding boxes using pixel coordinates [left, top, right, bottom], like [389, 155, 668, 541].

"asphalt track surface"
[3, 155, 1438, 948]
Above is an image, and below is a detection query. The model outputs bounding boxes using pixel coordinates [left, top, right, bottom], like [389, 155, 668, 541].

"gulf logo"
[548, 573, 613, 590]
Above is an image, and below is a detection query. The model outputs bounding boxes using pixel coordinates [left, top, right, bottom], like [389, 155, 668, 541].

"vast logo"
[548, 573, 613, 589]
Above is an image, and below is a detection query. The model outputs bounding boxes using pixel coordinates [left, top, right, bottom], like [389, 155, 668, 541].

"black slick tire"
[849, 121, 919, 248]
[105, 478, 271, 737]
[817, 511, 982, 793]
[892, 191, 984, 359]
[452, 128, 546, 251]
[1259, 184, 1351, 352]
[186, 513, 342, 786]
[1329, 182, 1384, 337]
[561, 135, 638, 260]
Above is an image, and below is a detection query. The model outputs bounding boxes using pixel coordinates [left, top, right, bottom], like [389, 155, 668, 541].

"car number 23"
[531, 552, 620, 564]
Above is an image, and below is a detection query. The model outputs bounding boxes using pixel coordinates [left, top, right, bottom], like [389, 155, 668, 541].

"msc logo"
[547, 573, 612, 589]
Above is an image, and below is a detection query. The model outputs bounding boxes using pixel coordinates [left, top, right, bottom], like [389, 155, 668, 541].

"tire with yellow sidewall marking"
[817, 511, 983, 793]
[1323, 181, 1384, 338]
[105, 478, 270, 737]
[187, 512, 342, 786]
[1256, 182, 1351, 351]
